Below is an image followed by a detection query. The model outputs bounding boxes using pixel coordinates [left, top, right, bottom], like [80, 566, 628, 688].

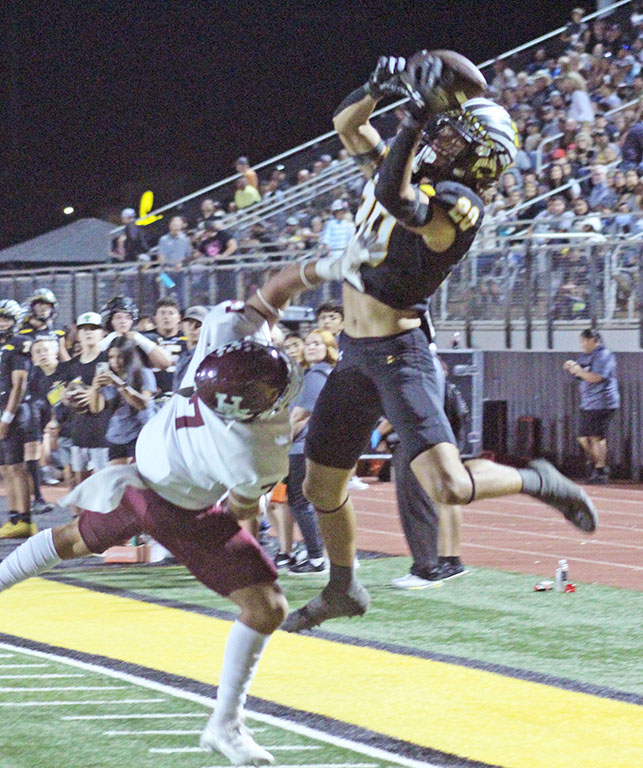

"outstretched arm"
[333, 57, 407, 178]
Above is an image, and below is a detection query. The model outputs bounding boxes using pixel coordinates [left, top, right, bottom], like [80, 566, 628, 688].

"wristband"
[255, 288, 283, 319]
[1, 411, 15, 424]
[131, 332, 157, 355]
[299, 261, 317, 291]
[98, 331, 118, 351]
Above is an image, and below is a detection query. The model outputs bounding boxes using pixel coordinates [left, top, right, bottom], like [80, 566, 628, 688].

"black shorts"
[108, 439, 138, 461]
[305, 328, 455, 470]
[579, 409, 616, 439]
[0, 404, 37, 465]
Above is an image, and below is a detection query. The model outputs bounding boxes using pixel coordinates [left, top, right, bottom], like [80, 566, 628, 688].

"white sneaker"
[200, 718, 274, 765]
[348, 476, 369, 491]
[392, 572, 442, 590]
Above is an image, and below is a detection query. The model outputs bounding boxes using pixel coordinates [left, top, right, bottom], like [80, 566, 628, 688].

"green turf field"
[52, 556, 643, 695]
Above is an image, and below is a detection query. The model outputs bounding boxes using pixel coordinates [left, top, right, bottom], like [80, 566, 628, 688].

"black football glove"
[365, 56, 408, 100]
[400, 51, 455, 126]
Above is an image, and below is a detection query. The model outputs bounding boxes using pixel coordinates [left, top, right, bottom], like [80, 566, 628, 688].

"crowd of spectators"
[100, 5, 641, 324]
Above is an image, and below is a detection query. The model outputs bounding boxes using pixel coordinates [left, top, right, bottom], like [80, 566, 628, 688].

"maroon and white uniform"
[64, 301, 289, 595]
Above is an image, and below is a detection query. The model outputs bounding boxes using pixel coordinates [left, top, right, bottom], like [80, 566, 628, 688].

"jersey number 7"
[175, 394, 205, 429]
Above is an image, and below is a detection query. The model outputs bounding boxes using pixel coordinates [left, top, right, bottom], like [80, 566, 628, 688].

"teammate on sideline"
[0, 252, 356, 766]
[283, 53, 598, 632]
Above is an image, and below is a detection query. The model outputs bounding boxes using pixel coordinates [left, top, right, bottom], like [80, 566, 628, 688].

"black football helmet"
[100, 296, 139, 330]
[28, 288, 58, 319]
[194, 338, 302, 422]
[413, 97, 518, 193]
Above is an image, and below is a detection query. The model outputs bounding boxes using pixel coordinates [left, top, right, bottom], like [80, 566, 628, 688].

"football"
[403, 49, 487, 110]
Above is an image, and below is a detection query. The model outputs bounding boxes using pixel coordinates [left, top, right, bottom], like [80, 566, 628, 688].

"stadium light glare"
[63, 206, 74, 215]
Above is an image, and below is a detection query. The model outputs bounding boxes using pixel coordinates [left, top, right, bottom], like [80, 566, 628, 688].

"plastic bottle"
[555, 559, 569, 592]
[452, 332, 461, 349]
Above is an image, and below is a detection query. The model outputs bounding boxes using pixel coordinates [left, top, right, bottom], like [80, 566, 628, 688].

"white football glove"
[314, 234, 376, 292]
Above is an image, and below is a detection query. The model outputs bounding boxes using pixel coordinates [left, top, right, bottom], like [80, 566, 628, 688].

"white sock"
[211, 620, 270, 726]
[0, 528, 61, 591]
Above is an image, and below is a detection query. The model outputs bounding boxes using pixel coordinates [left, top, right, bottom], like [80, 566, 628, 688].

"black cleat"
[528, 459, 598, 533]
[281, 581, 370, 632]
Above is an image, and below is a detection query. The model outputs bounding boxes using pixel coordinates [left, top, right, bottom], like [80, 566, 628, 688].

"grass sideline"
[50, 556, 643, 696]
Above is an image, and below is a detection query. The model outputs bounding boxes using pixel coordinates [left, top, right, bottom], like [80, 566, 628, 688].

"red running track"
[351, 479, 643, 590]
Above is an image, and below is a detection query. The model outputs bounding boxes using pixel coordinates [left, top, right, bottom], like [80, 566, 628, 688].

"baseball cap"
[331, 199, 345, 211]
[76, 311, 103, 327]
[236, 156, 249, 165]
[121, 208, 136, 219]
[183, 305, 209, 324]
[32, 330, 59, 343]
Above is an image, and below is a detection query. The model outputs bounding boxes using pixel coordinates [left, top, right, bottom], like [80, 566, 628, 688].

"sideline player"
[20, 288, 69, 362]
[283, 53, 598, 632]
[0, 252, 356, 765]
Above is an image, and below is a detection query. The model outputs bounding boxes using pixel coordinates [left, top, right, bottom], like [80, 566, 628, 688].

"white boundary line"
[0, 641, 443, 768]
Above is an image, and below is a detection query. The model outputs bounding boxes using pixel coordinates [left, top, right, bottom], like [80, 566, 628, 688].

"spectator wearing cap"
[62, 312, 110, 494]
[235, 156, 258, 189]
[173, 306, 208, 391]
[111, 208, 148, 263]
[321, 200, 355, 262]
[196, 211, 237, 260]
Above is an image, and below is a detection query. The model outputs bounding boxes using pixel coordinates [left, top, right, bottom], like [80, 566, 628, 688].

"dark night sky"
[2, 0, 590, 248]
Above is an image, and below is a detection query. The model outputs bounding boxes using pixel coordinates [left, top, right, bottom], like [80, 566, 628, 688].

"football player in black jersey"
[0, 300, 39, 538]
[283, 53, 598, 632]
[20, 288, 70, 362]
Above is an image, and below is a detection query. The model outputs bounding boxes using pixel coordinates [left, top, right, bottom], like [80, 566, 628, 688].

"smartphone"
[95, 362, 109, 375]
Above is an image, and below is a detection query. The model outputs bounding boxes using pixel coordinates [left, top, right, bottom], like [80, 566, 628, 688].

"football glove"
[365, 56, 408, 100]
[314, 235, 375, 292]
[400, 51, 454, 125]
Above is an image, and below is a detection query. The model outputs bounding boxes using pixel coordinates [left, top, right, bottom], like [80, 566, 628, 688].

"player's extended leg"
[410, 444, 597, 532]
[200, 583, 285, 766]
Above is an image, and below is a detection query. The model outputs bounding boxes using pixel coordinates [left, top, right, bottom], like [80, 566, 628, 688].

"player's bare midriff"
[342, 283, 421, 338]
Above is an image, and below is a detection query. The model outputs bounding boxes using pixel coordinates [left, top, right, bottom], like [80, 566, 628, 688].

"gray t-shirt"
[577, 345, 620, 411]
[104, 366, 157, 444]
[290, 362, 333, 455]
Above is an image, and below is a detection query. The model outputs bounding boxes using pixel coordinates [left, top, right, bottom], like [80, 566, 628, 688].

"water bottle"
[555, 559, 569, 592]
[452, 332, 461, 348]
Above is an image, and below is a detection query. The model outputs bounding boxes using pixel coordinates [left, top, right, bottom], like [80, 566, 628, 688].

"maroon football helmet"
[194, 338, 302, 421]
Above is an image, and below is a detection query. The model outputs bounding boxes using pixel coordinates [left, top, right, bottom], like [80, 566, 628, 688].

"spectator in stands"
[146, 298, 186, 397]
[234, 176, 261, 209]
[287, 329, 338, 574]
[593, 128, 621, 164]
[197, 211, 238, 260]
[621, 116, 643, 169]
[283, 332, 305, 365]
[321, 200, 355, 261]
[568, 7, 589, 47]
[89, 337, 156, 465]
[111, 208, 148, 263]
[235, 156, 259, 190]
[586, 164, 618, 210]
[63, 312, 110, 496]
[194, 198, 221, 234]
[531, 70, 554, 111]
[157, 215, 193, 308]
[316, 302, 344, 337]
[173, 305, 207, 391]
[563, 328, 620, 483]
[574, 131, 596, 166]
[490, 60, 517, 91]
[562, 72, 595, 125]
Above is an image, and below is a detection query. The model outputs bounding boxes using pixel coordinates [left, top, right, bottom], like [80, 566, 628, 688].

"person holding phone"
[89, 337, 155, 464]
[63, 313, 111, 492]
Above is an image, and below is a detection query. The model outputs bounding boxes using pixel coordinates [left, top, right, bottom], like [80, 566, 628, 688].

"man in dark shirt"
[62, 312, 111, 489]
[173, 305, 208, 392]
[284, 53, 597, 632]
[143, 298, 187, 396]
[110, 208, 149, 262]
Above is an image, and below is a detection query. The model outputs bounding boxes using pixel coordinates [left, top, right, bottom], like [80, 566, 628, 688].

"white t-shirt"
[135, 302, 291, 509]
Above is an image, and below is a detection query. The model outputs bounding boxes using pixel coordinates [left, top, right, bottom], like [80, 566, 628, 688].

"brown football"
[428, 49, 487, 106]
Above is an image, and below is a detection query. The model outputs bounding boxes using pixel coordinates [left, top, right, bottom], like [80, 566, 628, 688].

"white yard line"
[0, 641, 443, 768]
[0, 685, 130, 692]
[0, 663, 49, 668]
[64, 713, 206, 720]
[0, 698, 166, 707]
[106, 729, 203, 735]
[0, 673, 85, 679]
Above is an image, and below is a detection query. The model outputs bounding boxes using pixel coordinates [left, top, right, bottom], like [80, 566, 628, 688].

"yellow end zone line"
[1, 579, 641, 768]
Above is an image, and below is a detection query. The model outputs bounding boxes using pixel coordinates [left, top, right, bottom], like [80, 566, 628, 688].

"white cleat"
[200, 718, 274, 765]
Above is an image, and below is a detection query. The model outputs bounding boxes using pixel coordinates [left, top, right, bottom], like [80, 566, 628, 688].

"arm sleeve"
[374, 125, 430, 227]
[591, 349, 614, 380]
